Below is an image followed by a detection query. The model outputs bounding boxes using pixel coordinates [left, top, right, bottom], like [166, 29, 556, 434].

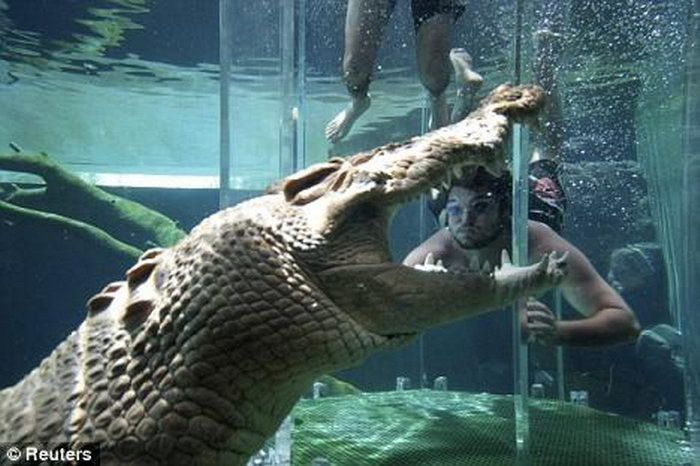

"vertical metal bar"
[511, 1, 528, 462]
[512, 123, 530, 466]
[296, 0, 307, 171]
[279, 0, 296, 178]
[681, 2, 700, 462]
[418, 185, 432, 388]
[513, 0, 523, 86]
[533, 0, 568, 405]
[417, 193, 433, 388]
[421, 94, 430, 134]
[418, 333, 427, 389]
[280, 0, 305, 177]
[219, 0, 232, 209]
[417, 70, 430, 387]
[554, 289, 565, 400]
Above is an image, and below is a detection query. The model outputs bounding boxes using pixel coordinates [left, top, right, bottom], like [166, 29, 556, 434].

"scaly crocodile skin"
[0, 84, 565, 465]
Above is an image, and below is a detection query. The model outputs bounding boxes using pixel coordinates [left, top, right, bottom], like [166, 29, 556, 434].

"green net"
[291, 391, 691, 465]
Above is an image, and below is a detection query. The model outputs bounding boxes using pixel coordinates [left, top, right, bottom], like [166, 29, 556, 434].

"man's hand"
[522, 297, 560, 345]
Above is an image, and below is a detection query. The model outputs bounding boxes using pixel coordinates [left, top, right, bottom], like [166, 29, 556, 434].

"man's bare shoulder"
[423, 228, 452, 249]
[403, 228, 452, 266]
[527, 220, 592, 276]
[527, 220, 570, 256]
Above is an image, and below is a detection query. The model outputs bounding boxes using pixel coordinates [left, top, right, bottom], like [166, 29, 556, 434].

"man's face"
[446, 186, 504, 249]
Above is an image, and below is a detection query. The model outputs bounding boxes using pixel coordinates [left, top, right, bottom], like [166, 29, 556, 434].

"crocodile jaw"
[282, 84, 545, 235]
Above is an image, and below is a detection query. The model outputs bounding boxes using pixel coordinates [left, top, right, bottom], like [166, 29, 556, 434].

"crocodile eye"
[507, 90, 522, 100]
[155, 267, 168, 289]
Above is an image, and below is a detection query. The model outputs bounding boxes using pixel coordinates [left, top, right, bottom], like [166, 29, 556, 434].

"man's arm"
[528, 222, 641, 346]
[403, 243, 431, 267]
[402, 230, 448, 267]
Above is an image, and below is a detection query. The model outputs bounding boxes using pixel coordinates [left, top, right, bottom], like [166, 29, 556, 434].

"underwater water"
[0, 0, 697, 465]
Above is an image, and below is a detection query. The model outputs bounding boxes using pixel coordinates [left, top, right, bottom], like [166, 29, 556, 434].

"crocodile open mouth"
[275, 84, 544, 239]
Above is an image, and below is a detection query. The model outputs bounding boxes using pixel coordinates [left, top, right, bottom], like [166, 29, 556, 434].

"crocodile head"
[36, 83, 565, 465]
[257, 83, 562, 339]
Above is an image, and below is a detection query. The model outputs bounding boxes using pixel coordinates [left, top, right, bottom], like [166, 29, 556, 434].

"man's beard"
[451, 224, 504, 250]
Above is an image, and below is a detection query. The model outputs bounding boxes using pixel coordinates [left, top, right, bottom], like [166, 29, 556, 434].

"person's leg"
[415, 12, 454, 130]
[325, 0, 394, 143]
[449, 47, 483, 123]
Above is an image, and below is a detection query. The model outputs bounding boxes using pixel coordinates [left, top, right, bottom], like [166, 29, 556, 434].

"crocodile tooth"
[452, 166, 463, 179]
[501, 249, 512, 266]
[482, 260, 492, 273]
[469, 256, 480, 272]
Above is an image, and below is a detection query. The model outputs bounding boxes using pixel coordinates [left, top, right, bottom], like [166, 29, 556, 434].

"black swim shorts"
[389, 0, 467, 31]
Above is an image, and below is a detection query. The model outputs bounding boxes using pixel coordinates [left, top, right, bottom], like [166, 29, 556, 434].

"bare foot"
[450, 48, 483, 89]
[325, 95, 371, 143]
[449, 48, 484, 123]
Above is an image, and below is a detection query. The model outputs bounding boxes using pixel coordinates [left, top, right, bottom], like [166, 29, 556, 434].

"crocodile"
[0, 84, 566, 465]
